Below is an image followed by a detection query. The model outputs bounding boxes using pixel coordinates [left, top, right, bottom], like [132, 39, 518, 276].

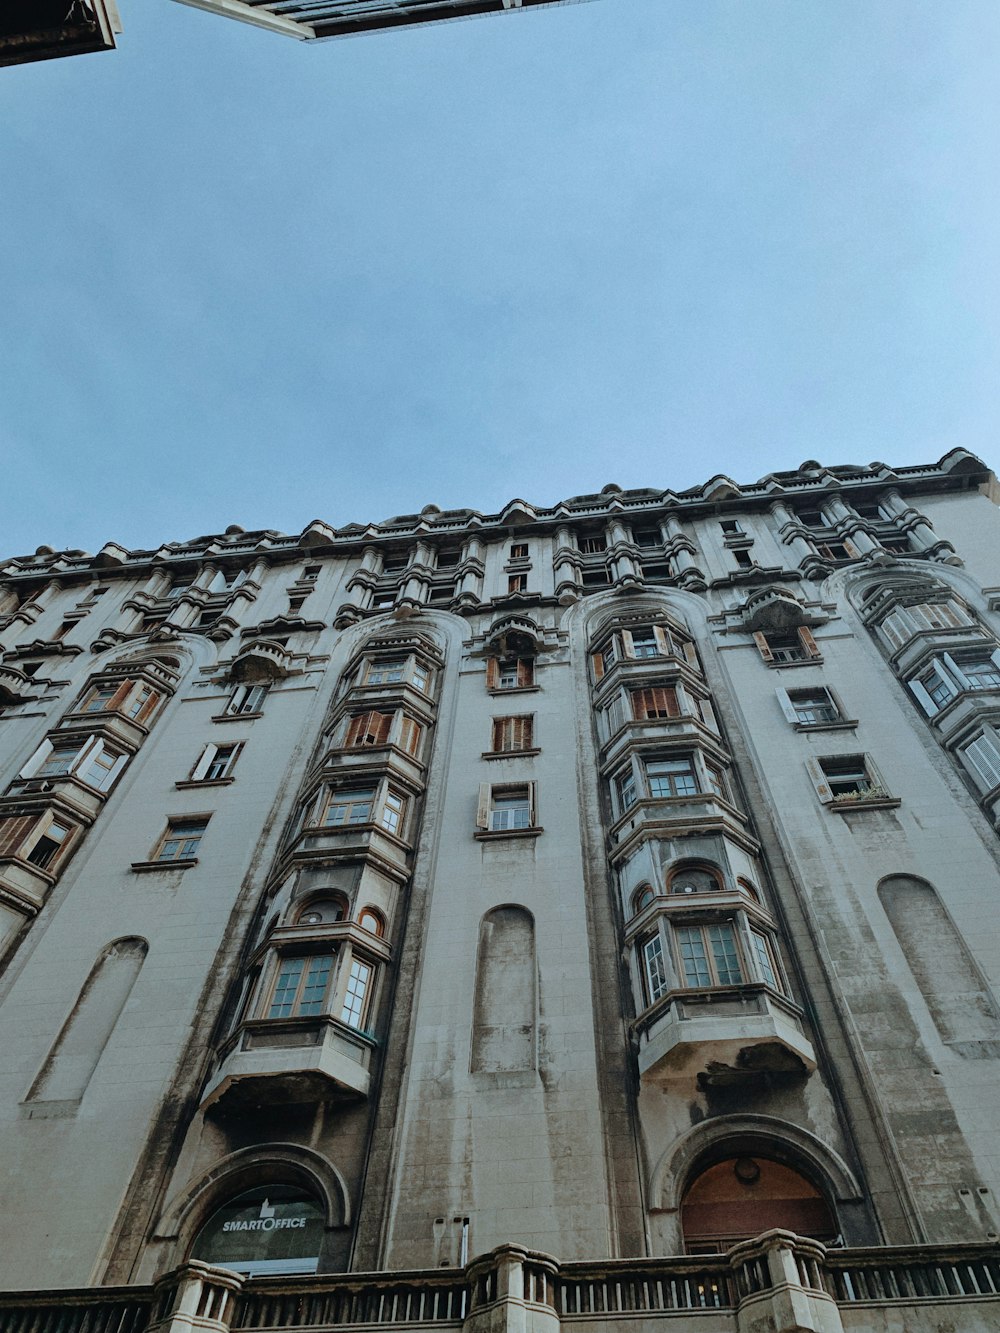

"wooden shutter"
[476, 783, 491, 830]
[753, 632, 773, 663]
[517, 658, 534, 687]
[486, 658, 500, 690]
[71, 735, 103, 775]
[135, 688, 161, 725]
[805, 758, 834, 804]
[621, 631, 635, 659]
[19, 738, 53, 780]
[682, 640, 700, 669]
[798, 627, 820, 658]
[0, 814, 37, 858]
[100, 750, 129, 791]
[527, 781, 537, 827]
[399, 717, 421, 755]
[653, 625, 671, 656]
[190, 744, 218, 782]
[345, 714, 367, 747]
[699, 697, 719, 733]
[591, 652, 605, 681]
[107, 679, 134, 712]
[514, 716, 533, 749]
[775, 687, 799, 724]
[942, 653, 970, 691]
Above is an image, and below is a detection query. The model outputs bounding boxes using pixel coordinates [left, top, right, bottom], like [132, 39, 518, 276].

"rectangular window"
[382, 555, 408, 573]
[25, 819, 72, 870]
[268, 954, 335, 1019]
[880, 536, 912, 554]
[508, 574, 527, 594]
[755, 628, 820, 664]
[380, 789, 406, 835]
[630, 686, 679, 720]
[796, 510, 826, 528]
[509, 543, 529, 560]
[340, 959, 372, 1029]
[323, 788, 375, 827]
[642, 934, 670, 1004]
[818, 542, 854, 562]
[732, 549, 753, 569]
[616, 767, 637, 812]
[958, 656, 1000, 690]
[79, 684, 119, 714]
[675, 923, 742, 988]
[154, 817, 209, 862]
[704, 761, 727, 800]
[366, 658, 406, 685]
[489, 657, 534, 690]
[226, 684, 268, 716]
[303, 565, 321, 581]
[646, 755, 698, 798]
[580, 535, 607, 554]
[75, 740, 127, 791]
[165, 581, 192, 600]
[436, 549, 460, 568]
[372, 591, 397, 610]
[27, 737, 127, 792]
[411, 662, 431, 693]
[817, 755, 880, 798]
[786, 687, 841, 725]
[629, 630, 659, 659]
[189, 742, 243, 782]
[917, 664, 957, 711]
[52, 620, 75, 641]
[720, 520, 743, 536]
[477, 783, 535, 833]
[429, 584, 455, 603]
[634, 528, 661, 548]
[750, 930, 780, 990]
[491, 715, 534, 752]
[345, 711, 392, 748]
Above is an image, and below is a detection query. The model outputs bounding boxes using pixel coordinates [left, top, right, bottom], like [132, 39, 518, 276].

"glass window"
[789, 687, 840, 725]
[226, 684, 268, 715]
[918, 665, 956, 710]
[323, 788, 375, 827]
[154, 817, 209, 862]
[411, 662, 430, 693]
[819, 755, 873, 797]
[380, 789, 405, 835]
[366, 658, 405, 685]
[37, 745, 80, 777]
[190, 1186, 324, 1277]
[358, 908, 384, 936]
[204, 743, 241, 781]
[642, 934, 669, 1004]
[646, 756, 698, 798]
[490, 789, 531, 831]
[340, 959, 372, 1028]
[26, 820, 71, 869]
[580, 535, 607, 554]
[959, 657, 1000, 689]
[765, 631, 807, 663]
[616, 768, 637, 812]
[750, 930, 780, 989]
[630, 630, 659, 659]
[676, 923, 743, 987]
[268, 954, 334, 1018]
[79, 684, 118, 714]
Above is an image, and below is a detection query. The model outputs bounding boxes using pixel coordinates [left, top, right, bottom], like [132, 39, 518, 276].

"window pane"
[490, 794, 530, 830]
[340, 960, 372, 1028]
[381, 791, 404, 834]
[298, 956, 334, 1015]
[647, 758, 697, 798]
[643, 936, 669, 1003]
[269, 958, 305, 1018]
[676, 927, 711, 987]
[324, 789, 374, 826]
[751, 931, 779, 989]
[708, 925, 742, 984]
[631, 631, 659, 659]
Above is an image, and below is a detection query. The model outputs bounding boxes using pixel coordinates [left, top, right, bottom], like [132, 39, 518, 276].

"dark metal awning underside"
[173, 0, 587, 41]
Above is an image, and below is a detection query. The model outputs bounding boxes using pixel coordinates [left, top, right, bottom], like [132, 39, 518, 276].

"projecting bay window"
[647, 755, 698, 799]
[362, 655, 432, 693]
[592, 623, 699, 680]
[877, 598, 974, 652]
[908, 650, 1000, 716]
[0, 812, 80, 880]
[75, 678, 162, 725]
[959, 731, 1000, 796]
[676, 923, 743, 988]
[750, 929, 780, 990]
[612, 750, 735, 820]
[335, 709, 423, 757]
[311, 781, 409, 840]
[631, 685, 680, 720]
[16, 735, 129, 793]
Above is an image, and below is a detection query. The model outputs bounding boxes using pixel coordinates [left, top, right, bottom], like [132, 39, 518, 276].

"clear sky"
[1, 0, 998, 558]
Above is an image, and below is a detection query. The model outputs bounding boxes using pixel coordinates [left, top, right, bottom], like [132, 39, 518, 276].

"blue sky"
[1, 0, 998, 557]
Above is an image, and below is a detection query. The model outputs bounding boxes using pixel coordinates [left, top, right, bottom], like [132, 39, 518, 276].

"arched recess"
[26, 937, 147, 1106]
[650, 1115, 863, 1218]
[878, 875, 1000, 1052]
[471, 905, 536, 1074]
[154, 1144, 350, 1267]
[681, 1155, 837, 1251]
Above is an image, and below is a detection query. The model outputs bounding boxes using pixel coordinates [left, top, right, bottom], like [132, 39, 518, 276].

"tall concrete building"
[2, 449, 1000, 1333]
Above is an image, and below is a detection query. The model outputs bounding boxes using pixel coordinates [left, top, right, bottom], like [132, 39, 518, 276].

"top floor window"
[75, 677, 162, 725]
[509, 543, 529, 560]
[719, 520, 743, 536]
[592, 623, 697, 679]
[365, 658, 405, 686]
[580, 535, 607, 555]
[877, 598, 974, 651]
[633, 528, 661, 548]
[909, 649, 1000, 715]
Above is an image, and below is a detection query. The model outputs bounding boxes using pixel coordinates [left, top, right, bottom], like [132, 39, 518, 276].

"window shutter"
[135, 689, 161, 725]
[19, 738, 54, 780]
[964, 734, 1000, 792]
[942, 653, 970, 691]
[682, 640, 700, 669]
[400, 717, 421, 755]
[775, 687, 799, 725]
[345, 714, 366, 747]
[71, 735, 103, 775]
[100, 751, 129, 791]
[805, 757, 834, 804]
[476, 783, 491, 830]
[0, 814, 37, 858]
[107, 679, 134, 712]
[621, 631, 635, 659]
[528, 781, 537, 827]
[991, 647, 1000, 673]
[591, 652, 605, 681]
[486, 658, 500, 690]
[798, 627, 820, 658]
[516, 716, 533, 749]
[191, 744, 218, 782]
[699, 698, 719, 733]
[653, 625, 671, 656]
[753, 632, 773, 663]
[517, 658, 533, 688]
[908, 678, 938, 717]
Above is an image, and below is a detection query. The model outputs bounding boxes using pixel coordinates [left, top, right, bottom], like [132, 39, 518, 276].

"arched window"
[295, 896, 347, 927]
[681, 1156, 837, 1252]
[632, 884, 656, 915]
[737, 877, 763, 904]
[190, 1184, 325, 1276]
[358, 907, 385, 937]
[667, 863, 723, 896]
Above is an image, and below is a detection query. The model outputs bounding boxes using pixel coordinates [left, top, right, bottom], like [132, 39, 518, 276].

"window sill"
[175, 778, 236, 789]
[130, 857, 199, 873]
[211, 711, 263, 723]
[474, 826, 544, 842]
[487, 685, 540, 696]
[829, 796, 901, 813]
[765, 657, 823, 669]
[481, 748, 541, 761]
[793, 719, 858, 732]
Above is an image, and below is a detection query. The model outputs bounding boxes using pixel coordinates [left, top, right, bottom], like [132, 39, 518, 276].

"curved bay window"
[681, 1157, 837, 1252]
[592, 619, 699, 681]
[191, 1184, 325, 1276]
[612, 750, 731, 818]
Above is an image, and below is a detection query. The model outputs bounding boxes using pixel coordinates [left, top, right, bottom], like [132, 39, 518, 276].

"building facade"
[1, 449, 1000, 1333]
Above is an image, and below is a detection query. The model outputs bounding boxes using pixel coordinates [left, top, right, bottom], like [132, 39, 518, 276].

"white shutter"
[682, 641, 700, 669]
[775, 687, 799, 725]
[191, 744, 218, 782]
[805, 758, 834, 804]
[70, 735, 102, 776]
[19, 738, 53, 779]
[527, 782, 537, 828]
[942, 653, 970, 691]
[962, 735, 1000, 793]
[653, 625, 671, 656]
[908, 678, 938, 717]
[476, 783, 490, 830]
[699, 698, 719, 733]
[621, 631, 635, 659]
[99, 751, 129, 791]
[991, 647, 1000, 672]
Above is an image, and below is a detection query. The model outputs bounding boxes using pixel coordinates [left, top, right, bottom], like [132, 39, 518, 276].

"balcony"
[634, 983, 816, 1085]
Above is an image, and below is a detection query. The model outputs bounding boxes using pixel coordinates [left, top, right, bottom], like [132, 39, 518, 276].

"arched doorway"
[681, 1156, 837, 1252]
[190, 1184, 325, 1276]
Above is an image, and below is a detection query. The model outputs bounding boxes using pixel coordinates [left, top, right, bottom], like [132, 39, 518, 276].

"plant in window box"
[834, 786, 892, 803]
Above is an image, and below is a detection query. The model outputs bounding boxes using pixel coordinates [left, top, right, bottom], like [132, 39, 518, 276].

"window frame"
[187, 741, 243, 784]
[489, 714, 535, 755]
[151, 816, 210, 864]
[475, 782, 539, 837]
[673, 921, 744, 989]
[486, 656, 535, 692]
[224, 683, 269, 717]
[776, 684, 849, 728]
[807, 754, 896, 807]
[265, 952, 337, 1020]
